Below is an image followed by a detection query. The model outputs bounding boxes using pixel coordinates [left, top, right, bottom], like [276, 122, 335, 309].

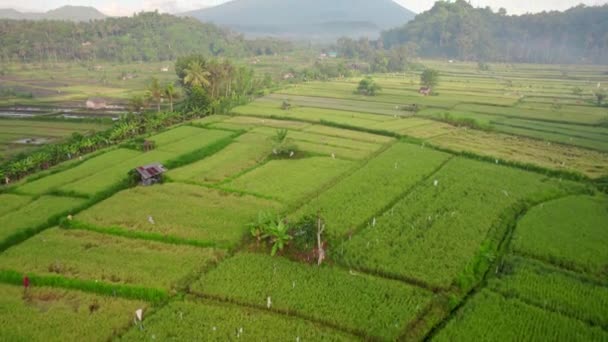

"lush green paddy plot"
[454, 103, 604, 125]
[146, 125, 209, 146]
[287, 130, 382, 152]
[0, 228, 223, 290]
[0, 195, 86, 248]
[0, 284, 147, 342]
[0, 193, 33, 217]
[219, 115, 313, 130]
[59, 150, 174, 196]
[339, 158, 584, 289]
[192, 253, 433, 341]
[433, 290, 608, 341]
[293, 142, 450, 238]
[490, 256, 608, 327]
[429, 129, 608, 178]
[223, 157, 354, 204]
[77, 183, 281, 247]
[232, 100, 396, 128]
[155, 129, 234, 154]
[18, 148, 141, 195]
[167, 137, 273, 184]
[120, 299, 357, 341]
[296, 141, 373, 160]
[301, 125, 394, 144]
[511, 195, 608, 277]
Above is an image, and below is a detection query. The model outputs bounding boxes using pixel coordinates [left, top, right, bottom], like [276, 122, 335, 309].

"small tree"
[271, 129, 297, 157]
[420, 69, 440, 88]
[281, 100, 292, 110]
[357, 77, 381, 96]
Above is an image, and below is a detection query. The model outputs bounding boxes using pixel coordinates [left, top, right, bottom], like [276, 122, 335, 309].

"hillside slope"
[182, 0, 415, 40]
[0, 6, 106, 22]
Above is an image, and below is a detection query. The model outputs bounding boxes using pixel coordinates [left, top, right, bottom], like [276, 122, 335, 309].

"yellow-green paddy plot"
[429, 129, 608, 178]
[293, 142, 451, 238]
[0, 193, 32, 216]
[0, 284, 146, 342]
[146, 125, 208, 146]
[18, 148, 141, 195]
[223, 157, 354, 204]
[339, 158, 585, 290]
[77, 183, 281, 247]
[0, 228, 223, 290]
[154, 128, 233, 154]
[120, 299, 358, 341]
[0, 195, 85, 248]
[489, 256, 608, 328]
[167, 133, 272, 184]
[433, 290, 608, 341]
[191, 253, 433, 341]
[511, 195, 608, 278]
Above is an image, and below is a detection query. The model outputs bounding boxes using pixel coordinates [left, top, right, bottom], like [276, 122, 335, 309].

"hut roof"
[134, 163, 167, 180]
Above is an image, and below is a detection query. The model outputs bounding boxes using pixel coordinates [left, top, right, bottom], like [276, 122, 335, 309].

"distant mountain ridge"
[181, 0, 415, 40]
[0, 6, 106, 22]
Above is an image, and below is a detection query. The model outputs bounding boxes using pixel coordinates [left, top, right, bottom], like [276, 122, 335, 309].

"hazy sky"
[3, 0, 606, 17]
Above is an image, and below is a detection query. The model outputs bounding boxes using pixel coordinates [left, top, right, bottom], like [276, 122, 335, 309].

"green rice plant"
[191, 253, 434, 341]
[156, 129, 234, 154]
[0, 283, 148, 341]
[59, 150, 174, 196]
[293, 142, 450, 238]
[433, 290, 608, 341]
[147, 125, 208, 146]
[119, 299, 358, 341]
[511, 195, 608, 278]
[223, 157, 354, 204]
[0, 195, 86, 250]
[302, 125, 394, 144]
[77, 183, 282, 247]
[0, 228, 224, 291]
[338, 158, 584, 290]
[167, 137, 272, 184]
[490, 255, 608, 327]
[17, 148, 141, 195]
[0, 193, 32, 217]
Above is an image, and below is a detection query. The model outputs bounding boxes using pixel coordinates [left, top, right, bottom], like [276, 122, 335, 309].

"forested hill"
[0, 6, 107, 22]
[182, 0, 415, 40]
[0, 12, 291, 63]
[382, 1, 608, 64]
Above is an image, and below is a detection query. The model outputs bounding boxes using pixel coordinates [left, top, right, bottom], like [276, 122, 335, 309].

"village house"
[86, 98, 107, 110]
[160, 66, 170, 72]
[133, 163, 167, 186]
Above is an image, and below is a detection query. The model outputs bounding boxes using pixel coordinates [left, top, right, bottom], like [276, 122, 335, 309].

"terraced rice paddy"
[1, 61, 607, 341]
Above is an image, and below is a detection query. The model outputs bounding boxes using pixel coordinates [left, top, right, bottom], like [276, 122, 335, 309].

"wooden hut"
[133, 163, 167, 186]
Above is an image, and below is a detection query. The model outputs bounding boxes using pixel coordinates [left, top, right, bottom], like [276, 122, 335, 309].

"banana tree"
[262, 218, 292, 256]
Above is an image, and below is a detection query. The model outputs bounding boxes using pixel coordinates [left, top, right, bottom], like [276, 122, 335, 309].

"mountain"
[382, 1, 608, 64]
[0, 6, 107, 22]
[181, 0, 415, 40]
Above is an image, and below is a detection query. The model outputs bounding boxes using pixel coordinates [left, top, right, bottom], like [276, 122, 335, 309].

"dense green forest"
[0, 12, 292, 63]
[382, 1, 608, 64]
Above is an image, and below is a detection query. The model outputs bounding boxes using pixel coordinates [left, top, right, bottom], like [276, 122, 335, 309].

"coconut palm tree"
[164, 83, 180, 112]
[183, 61, 210, 89]
[147, 78, 163, 113]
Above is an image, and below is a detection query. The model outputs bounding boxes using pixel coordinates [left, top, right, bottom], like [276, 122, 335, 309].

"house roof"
[134, 163, 167, 180]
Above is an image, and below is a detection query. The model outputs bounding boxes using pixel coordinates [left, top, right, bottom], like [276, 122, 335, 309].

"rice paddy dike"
[0, 60, 607, 341]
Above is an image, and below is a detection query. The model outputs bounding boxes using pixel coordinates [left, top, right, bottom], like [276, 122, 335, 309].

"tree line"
[381, 1, 608, 64]
[0, 12, 292, 63]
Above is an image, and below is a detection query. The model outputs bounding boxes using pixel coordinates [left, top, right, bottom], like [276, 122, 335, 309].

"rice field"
[76, 183, 281, 247]
[0, 284, 147, 341]
[1, 60, 607, 341]
[0, 228, 224, 290]
[510, 195, 608, 277]
[191, 253, 434, 341]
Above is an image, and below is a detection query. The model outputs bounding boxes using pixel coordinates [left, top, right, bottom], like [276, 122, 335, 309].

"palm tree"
[147, 77, 163, 113]
[164, 84, 180, 112]
[183, 61, 210, 88]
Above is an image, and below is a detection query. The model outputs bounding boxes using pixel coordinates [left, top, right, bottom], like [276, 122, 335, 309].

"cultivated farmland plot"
[0, 284, 147, 342]
[338, 157, 586, 290]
